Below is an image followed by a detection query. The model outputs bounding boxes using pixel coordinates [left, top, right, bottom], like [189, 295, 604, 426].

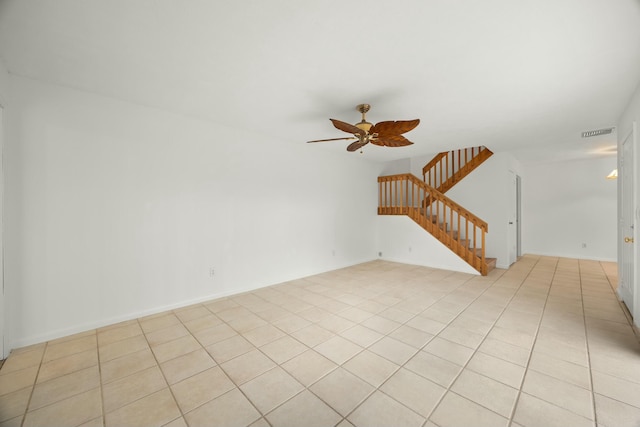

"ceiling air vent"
[581, 127, 614, 138]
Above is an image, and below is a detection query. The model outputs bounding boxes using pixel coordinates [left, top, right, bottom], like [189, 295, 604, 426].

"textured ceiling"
[1, 0, 639, 163]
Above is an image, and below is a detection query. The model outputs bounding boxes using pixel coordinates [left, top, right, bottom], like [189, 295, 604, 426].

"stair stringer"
[377, 215, 480, 275]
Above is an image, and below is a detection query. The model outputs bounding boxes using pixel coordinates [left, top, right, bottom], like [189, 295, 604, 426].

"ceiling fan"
[307, 104, 420, 152]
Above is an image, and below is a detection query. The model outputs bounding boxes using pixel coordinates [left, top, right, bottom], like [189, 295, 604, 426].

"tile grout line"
[244, 266, 480, 425]
[94, 330, 105, 427]
[135, 317, 188, 427]
[171, 301, 309, 425]
[180, 303, 275, 426]
[19, 342, 48, 427]
[511, 261, 600, 424]
[335, 268, 485, 424]
[579, 259, 598, 426]
[505, 257, 558, 427]
[419, 258, 542, 426]
[318, 264, 520, 425]
[266, 268, 478, 423]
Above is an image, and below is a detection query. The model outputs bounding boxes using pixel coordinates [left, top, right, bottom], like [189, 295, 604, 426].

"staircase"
[378, 147, 496, 275]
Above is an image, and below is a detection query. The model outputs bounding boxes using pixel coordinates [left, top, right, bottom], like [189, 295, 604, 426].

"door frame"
[516, 174, 522, 258]
[507, 170, 520, 265]
[0, 105, 4, 358]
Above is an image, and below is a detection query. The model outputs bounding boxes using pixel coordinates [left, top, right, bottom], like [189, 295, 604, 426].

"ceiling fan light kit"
[307, 104, 420, 153]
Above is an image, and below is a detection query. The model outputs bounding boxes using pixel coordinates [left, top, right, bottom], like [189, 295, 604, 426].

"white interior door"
[619, 125, 635, 316]
[508, 170, 517, 265]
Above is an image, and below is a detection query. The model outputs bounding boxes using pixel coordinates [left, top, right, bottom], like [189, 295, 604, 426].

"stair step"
[485, 258, 497, 273]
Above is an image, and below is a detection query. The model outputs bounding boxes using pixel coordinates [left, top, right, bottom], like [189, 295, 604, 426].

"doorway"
[508, 170, 521, 266]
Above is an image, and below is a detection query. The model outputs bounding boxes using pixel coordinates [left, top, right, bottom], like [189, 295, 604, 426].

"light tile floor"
[1, 255, 639, 427]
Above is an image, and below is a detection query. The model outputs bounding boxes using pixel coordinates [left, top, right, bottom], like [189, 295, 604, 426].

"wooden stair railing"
[378, 173, 492, 275]
[422, 146, 493, 194]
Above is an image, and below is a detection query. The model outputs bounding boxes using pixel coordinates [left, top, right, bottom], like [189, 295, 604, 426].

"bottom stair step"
[485, 258, 497, 273]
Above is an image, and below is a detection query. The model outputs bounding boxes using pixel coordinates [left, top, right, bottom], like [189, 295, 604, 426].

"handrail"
[421, 152, 448, 179]
[422, 146, 492, 193]
[378, 173, 488, 275]
[379, 174, 488, 230]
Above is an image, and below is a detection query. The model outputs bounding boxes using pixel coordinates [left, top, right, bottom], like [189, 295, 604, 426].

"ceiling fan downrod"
[356, 104, 373, 132]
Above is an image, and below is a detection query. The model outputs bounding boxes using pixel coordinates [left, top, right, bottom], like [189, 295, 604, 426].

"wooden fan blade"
[370, 135, 414, 147]
[307, 137, 357, 143]
[347, 140, 368, 152]
[330, 119, 366, 136]
[370, 119, 420, 136]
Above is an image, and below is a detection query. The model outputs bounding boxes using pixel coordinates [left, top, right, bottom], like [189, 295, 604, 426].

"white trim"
[10, 257, 377, 349]
[0, 104, 4, 358]
[524, 251, 617, 263]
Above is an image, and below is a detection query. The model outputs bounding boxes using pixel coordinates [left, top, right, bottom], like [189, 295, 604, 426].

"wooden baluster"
[445, 153, 449, 184]
[384, 179, 388, 211]
[399, 178, 402, 213]
[386, 180, 390, 212]
[457, 210, 461, 254]
[406, 177, 409, 214]
[402, 177, 404, 213]
[465, 215, 470, 263]
[398, 177, 402, 213]
[399, 177, 402, 213]
[387, 179, 393, 213]
[449, 203, 454, 242]
[392, 178, 396, 214]
[472, 223, 478, 269]
[395, 177, 398, 213]
[450, 150, 454, 179]
[428, 188, 432, 229]
[423, 188, 433, 230]
[420, 185, 424, 226]
[412, 179, 416, 216]
[481, 229, 486, 274]
[451, 150, 455, 179]
[433, 198, 438, 235]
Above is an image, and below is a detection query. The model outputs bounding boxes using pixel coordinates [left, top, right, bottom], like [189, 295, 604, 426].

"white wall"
[377, 216, 478, 274]
[379, 158, 410, 176]
[5, 76, 383, 349]
[522, 157, 617, 262]
[445, 152, 523, 269]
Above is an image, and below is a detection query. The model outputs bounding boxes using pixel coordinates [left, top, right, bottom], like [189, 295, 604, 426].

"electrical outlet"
[409, 246, 412, 252]
[209, 268, 215, 277]
[582, 243, 587, 248]
[378, 252, 382, 257]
